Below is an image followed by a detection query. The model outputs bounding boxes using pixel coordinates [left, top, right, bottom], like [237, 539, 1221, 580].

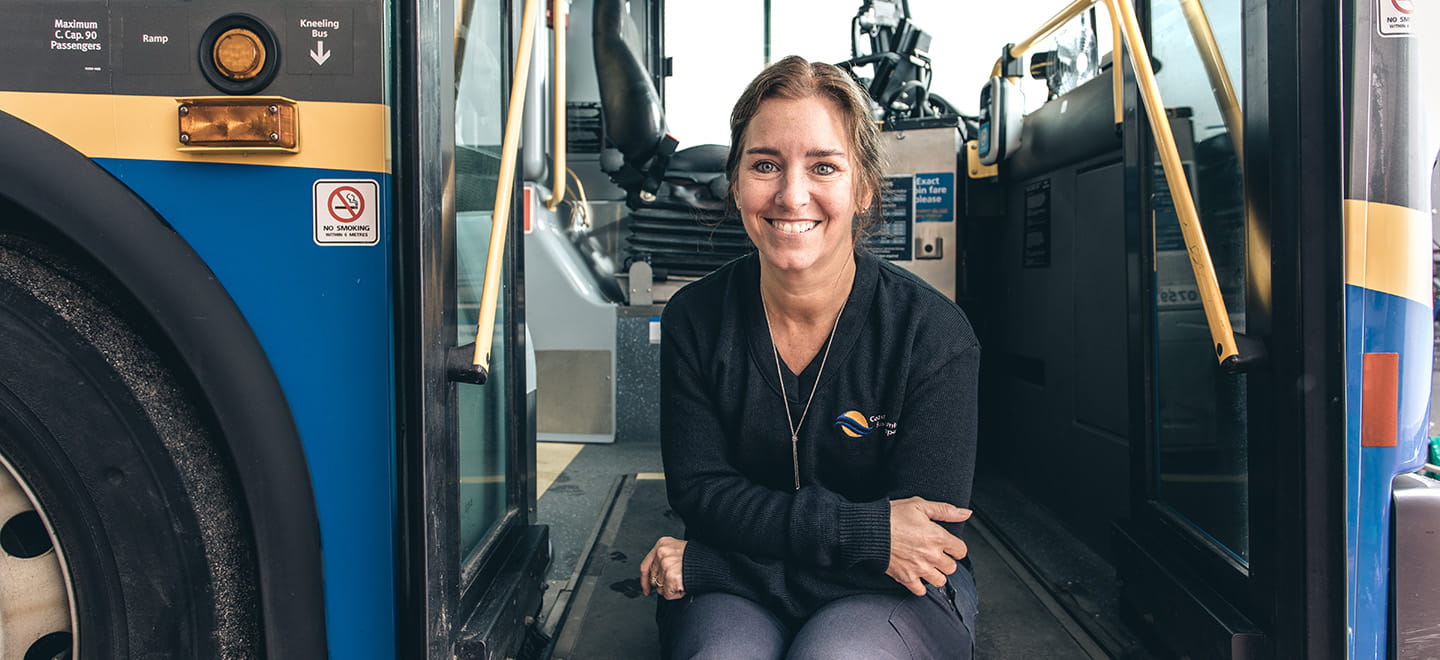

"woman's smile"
[766, 218, 820, 234]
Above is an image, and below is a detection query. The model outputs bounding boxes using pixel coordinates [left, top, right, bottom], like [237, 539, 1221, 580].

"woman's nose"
[774, 171, 809, 210]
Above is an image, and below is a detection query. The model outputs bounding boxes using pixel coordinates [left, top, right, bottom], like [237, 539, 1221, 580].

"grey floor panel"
[550, 476, 675, 660]
[971, 474, 1148, 657]
[968, 524, 1095, 659]
[539, 442, 664, 582]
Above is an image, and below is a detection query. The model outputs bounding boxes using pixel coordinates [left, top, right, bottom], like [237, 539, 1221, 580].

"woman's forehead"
[743, 96, 851, 155]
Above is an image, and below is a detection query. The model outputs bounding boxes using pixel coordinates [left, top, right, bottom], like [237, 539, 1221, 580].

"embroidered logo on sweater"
[834, 411, 897, 437]
[834, 411, 873, 437]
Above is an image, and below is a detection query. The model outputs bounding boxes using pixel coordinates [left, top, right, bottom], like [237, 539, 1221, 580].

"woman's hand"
[640, 536, 689, 600]
[886, 497, 971, 596]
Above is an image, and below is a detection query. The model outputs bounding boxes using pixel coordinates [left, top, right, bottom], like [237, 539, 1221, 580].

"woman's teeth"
[771, 220, 818, 234]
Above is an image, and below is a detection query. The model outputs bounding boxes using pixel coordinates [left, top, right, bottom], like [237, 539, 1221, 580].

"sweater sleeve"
[884, 341, 980, 537]
[661, 302, 888, 569]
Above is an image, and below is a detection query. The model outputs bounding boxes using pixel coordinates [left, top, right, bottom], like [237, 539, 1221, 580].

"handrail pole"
[1102, 0, 1123, 125]
[1106, 0, 1239, 364]
[546, 0, 567, 210]
[1178, 0, 1242, 161]
[455, 0, 477, 87]
[991, 0, 1096, 77]
[473, 0, 540, 370]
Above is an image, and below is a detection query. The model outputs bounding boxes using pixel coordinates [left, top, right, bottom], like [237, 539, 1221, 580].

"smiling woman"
[639, 56, 981, 660]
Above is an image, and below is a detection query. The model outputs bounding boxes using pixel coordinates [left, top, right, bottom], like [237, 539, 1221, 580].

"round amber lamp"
[213, 28, 266, 81]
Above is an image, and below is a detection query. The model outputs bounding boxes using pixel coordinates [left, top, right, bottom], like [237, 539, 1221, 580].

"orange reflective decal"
[1361, 352, 1399, 447]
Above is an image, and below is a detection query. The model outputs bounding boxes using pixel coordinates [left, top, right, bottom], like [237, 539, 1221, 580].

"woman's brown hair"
[725, 55, 883, 239]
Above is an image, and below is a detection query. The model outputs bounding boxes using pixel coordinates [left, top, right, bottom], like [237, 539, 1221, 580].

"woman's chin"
[758, 248, 835, 275]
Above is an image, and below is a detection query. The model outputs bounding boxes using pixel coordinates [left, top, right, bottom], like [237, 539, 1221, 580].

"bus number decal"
[1156, 284, 1202, 309]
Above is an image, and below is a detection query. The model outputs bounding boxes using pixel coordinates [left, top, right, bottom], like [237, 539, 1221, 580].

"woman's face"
[734, 95, 868, 276]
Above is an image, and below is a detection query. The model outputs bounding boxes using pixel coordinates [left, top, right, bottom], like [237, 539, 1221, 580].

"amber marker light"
[213, 28, 266, 81]
[177, 97, 298, 151]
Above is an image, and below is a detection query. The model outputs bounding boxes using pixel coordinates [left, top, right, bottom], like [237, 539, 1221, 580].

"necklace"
[762, 295, 848, 490]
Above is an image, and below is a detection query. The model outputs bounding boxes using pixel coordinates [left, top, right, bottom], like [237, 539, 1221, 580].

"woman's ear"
[858, 187, 874, 214]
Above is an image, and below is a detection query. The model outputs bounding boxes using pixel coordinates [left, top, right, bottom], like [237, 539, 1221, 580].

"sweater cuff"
[681, 539, 729, 593]
[837, 499, 891, 567]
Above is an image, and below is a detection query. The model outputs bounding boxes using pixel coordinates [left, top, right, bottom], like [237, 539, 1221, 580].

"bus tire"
[0, 236, 259, 659]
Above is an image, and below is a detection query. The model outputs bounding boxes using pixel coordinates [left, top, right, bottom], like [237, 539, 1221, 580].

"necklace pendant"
[791, 433, 800, 490]
[764, 295, 847, 494]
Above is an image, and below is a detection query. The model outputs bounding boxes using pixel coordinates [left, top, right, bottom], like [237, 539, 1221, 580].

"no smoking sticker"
[1378, 0, 1414, 36]
[313, 179, 378, 245]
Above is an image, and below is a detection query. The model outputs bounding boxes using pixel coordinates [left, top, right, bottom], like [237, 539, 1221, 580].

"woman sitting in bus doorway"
[639, 55, 980, 659]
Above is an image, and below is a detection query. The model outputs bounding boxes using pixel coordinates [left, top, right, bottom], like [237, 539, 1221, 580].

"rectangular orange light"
[176, 97, 298, 151]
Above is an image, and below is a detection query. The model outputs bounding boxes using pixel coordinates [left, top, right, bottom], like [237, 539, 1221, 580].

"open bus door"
[1112, 0, 1432, 656]
[396, 0, 552, 657]
[970, 0, 1358, 657]
[979, 0, 1428, 654]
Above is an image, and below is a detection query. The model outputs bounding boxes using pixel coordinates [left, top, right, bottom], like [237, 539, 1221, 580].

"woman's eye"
[752, 161, 778, 174]
[814, 163, 837, 175]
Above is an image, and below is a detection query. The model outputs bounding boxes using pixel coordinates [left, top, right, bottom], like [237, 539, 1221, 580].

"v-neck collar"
[744, 251, 878, 403]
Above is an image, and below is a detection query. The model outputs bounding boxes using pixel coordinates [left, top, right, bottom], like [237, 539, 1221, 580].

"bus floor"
[532, 440, 1136, 659]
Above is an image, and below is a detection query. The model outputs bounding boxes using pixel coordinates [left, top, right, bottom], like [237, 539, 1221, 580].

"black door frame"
[395, 0, 547, 658]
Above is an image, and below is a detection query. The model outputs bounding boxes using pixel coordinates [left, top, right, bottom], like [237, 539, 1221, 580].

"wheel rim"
[0, 452, 75, 659]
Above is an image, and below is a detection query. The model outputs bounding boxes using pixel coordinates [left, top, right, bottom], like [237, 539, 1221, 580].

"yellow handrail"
[547, 0, 568, 210]
[1102, 0, 1122, 125]
[472, 0, 540, 371]
[990, 0, 1244, 366]
[991, 0, 1094, 78]
[1178, 0, 1242, 162]
[1108, 0, 1238, 365]
[455, 0, 476, 88]
[990, 0, 1122, 125]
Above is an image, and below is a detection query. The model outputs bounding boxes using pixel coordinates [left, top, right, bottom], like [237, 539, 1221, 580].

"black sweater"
[660, 251, 980, 621]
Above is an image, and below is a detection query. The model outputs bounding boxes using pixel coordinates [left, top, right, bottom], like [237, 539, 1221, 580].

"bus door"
[973, 0, 1346, 656]
[1111, 0, 1268, 652]
[1113, 0, 1345, 657]
[396, 0, 548, 657]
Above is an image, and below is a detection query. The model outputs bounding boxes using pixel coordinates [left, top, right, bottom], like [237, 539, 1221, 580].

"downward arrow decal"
[309, 40, 331, 66]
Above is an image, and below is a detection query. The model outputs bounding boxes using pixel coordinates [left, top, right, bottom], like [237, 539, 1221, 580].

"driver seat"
[592, 0, 751, 277]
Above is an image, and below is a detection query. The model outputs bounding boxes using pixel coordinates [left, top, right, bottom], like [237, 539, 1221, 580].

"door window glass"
[1147, 0, 1250, 561]
[455, 0, 510, 559]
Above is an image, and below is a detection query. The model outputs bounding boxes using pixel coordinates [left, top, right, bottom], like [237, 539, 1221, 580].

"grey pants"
[656, 570, 977, 659]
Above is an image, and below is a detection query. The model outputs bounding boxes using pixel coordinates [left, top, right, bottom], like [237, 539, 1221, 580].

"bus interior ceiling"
[521, 1, 1240, 657]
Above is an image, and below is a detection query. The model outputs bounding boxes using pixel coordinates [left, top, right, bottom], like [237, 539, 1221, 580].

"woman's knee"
[786, 590, 971, 660]
[785, 595, 909, 660]
[659, 593, 789, 660]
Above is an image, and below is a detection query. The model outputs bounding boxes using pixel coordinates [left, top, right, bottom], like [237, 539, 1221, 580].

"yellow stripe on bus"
[0, 91, 389, 174]
[1344, 199, 1431, 307]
